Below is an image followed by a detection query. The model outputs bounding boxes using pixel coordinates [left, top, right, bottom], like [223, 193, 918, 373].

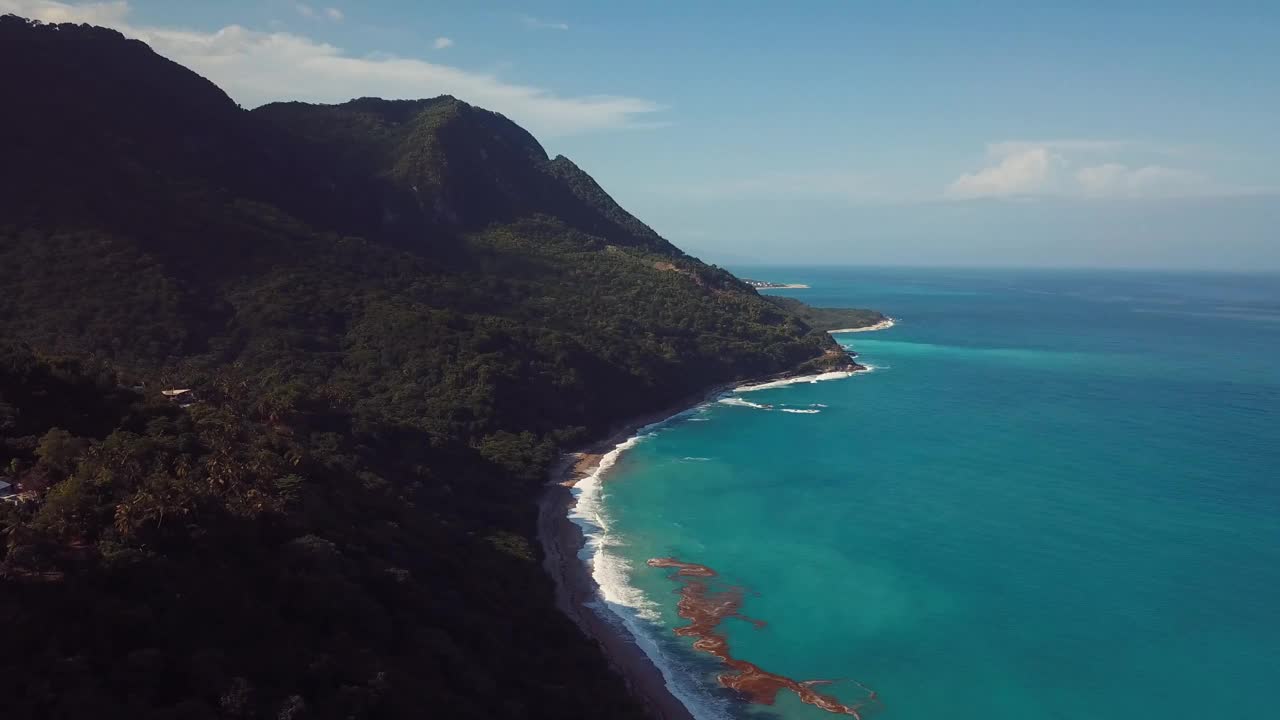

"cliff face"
[0, 14, 858, 720]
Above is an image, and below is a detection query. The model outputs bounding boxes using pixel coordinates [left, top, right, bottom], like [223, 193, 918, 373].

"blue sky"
[6, 1, 1279, 269]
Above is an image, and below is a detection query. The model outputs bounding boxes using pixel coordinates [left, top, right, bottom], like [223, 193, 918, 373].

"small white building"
[161, 388, 198, 408]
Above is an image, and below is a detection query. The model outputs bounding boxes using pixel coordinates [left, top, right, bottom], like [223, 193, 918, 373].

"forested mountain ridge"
[762, 296, 889, 332]
[0, 15, 876, 720]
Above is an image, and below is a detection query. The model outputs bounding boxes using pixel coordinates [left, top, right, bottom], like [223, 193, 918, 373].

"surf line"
[647, 558, 880, 718]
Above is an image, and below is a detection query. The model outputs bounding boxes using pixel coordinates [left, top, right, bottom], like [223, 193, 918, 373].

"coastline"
[755, 283, 810, 290]
[828, 317, 896, 334]
[537, 355, 873, 719]
[537, 386, 732, 720]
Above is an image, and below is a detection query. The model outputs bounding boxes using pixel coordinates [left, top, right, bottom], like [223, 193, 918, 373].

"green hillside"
[0, 14, 877, 720]
[762, 295, 888, 332]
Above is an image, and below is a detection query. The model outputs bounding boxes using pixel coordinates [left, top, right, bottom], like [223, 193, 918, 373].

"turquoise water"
[585, 267, 1280, 720]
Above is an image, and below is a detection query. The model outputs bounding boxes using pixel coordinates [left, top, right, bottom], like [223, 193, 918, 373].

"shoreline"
[536, 360, 869, 720]
[537, 385, 731, 720]
[828, 317, 896, 334]
[755, 283, 810, 290]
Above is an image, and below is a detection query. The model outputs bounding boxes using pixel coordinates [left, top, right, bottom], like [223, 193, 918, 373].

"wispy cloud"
[3, 0, 662, 137]
[946, 146, 1059, 199]
[946, 140, 1270, 201]
[669, 144, 1271, 207]
[519, 14, 569, 31]
[294, 3, 342, 22]
[433, 36, 453, 50]
[1, 0, 124, 22]
[1075, 163, 1206, 198]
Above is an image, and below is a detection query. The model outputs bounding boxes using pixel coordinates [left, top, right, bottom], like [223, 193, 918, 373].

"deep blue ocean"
[572, 267, 1279, 720]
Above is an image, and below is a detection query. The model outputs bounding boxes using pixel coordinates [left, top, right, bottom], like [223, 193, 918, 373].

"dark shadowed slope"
[0, 14, 876, 720]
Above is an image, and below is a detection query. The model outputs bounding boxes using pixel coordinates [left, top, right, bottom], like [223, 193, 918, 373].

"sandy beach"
[537, 391, 720, 720]
[539, 482, 695, 719]
[828, 317, 896, 334]
[536, 355, 872, 719]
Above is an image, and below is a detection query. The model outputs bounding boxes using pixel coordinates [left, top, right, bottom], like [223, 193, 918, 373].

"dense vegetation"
[761, 296, 888, 332]
[0, 15, 879, 720]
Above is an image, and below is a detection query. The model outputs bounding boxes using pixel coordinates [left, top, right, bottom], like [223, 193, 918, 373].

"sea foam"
[564, 363, 866, 718]
[717, 396, 772, 410]
[735, 369, 858, 392]
[567, 433, 657, 618]
[566, 411, 733, 720]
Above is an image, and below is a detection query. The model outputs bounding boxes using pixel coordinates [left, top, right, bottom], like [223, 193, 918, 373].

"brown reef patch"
[647, 558, 879, 718]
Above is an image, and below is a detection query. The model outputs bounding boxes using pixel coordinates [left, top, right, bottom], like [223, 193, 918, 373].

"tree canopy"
[0, 15, 882, 720]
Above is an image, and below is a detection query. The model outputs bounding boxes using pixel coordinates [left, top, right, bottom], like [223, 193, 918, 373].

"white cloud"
[1075, 163, 1208, 198]
[294, 4, 341, 22]
[519, 14, 569, 31]
[1, 0, 661, 137]
[946, 146, 1059, 199]
[947, 140, 1265, 201]
[0, 0, 124, 22]
[1074, 162, 1128, 194]
[433, 36, 453, 50]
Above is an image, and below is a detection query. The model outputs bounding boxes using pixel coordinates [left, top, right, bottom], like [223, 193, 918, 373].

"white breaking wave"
[565, 416, 733, 720]
[735, 369, 857, 392]
[583, 594, 732, 720]
[555, 340, 895, 719]
[566, 436, 657, 618]
[717, 396, 772, 410]
[560, 358, 886, 719]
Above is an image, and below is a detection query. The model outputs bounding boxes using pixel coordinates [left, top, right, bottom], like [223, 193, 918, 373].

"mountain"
[0, 15, 877, 720]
